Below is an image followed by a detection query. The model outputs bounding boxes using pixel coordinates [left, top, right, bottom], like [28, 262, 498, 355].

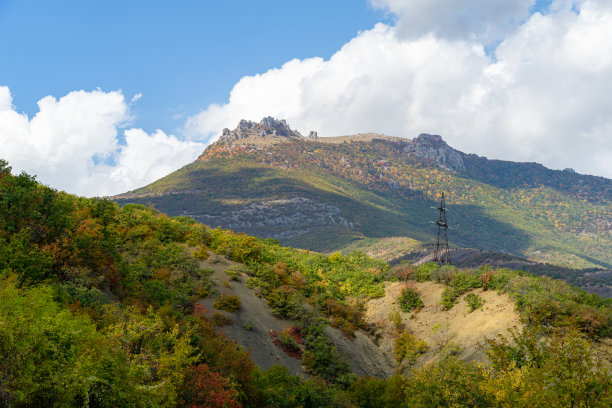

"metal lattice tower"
[432, 192, 451, 265]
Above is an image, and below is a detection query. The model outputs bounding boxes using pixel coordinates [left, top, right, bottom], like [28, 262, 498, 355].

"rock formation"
[216, 117, 317, 145]
[404, 133, 465, 172]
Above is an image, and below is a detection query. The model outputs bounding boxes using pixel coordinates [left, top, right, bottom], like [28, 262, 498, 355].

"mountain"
[113, 117, 612, 289]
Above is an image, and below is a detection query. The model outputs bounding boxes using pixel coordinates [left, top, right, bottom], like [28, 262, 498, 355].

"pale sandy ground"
[366, 281, 523, 369]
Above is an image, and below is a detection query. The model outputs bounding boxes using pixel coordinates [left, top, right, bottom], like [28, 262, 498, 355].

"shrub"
[267, 286, 298, 318]
[196, 267, 214, 279]
[242, 321, 253, 331]
[211, 312, 233, 327]
[389, 309, 403, 333]
[192, 245, 209, 260]
[487, 268, 514, 291]
[449, 270, 482, 294]
[480, 269, 494, 290]
[278, 328, 303, 358]
[225, 267, 241, 282]
[465, 293, 485, 312]
[441, 287, 459, 310]
[431, 265, 457, 284]
[179, 364, 240, 408]
[398, 286, 424, 312]
[394, 330, 428, 365]
[439, 342, 463, 359]
[213, 293, 241, 312]
[415, 262, 438, 282]
[394, 263, 415, 281]
[404, 358, 493, 408]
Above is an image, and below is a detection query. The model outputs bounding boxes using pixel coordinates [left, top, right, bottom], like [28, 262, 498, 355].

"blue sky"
[1, 0, 611, 196]
[0, 0, 388, 134]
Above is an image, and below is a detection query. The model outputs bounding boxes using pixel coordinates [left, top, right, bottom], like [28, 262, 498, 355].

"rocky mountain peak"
[404, 133, 465, 171]
[216, 117, 317, 145]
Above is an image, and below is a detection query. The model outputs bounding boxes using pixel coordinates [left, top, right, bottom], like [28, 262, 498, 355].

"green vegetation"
[1, 158, 611, 407]
[389, 308, 404, 332]
[213, 293, 241, 312]
[395, 261, 612, 338]
[465, 293, 485, 312]
[397, 285, 424, 312]
[415, 262, 438, 282]
[118, 138, 612, 276]
[441, 287, 460, 310]
[394, 330, 428, 365]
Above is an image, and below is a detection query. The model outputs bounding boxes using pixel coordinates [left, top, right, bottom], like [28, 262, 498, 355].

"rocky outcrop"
[306, 131, 318, 140]
[404, 133, 465, 172]
[195, 197, 352, 240]
[215, 117, 317, 145]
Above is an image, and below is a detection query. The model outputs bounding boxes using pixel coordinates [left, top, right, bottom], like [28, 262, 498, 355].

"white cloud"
[370, 0, 536, 43]
[186, 0, 612, 179]
[0, 87, 205, 196]
[130, 92, 143, 103]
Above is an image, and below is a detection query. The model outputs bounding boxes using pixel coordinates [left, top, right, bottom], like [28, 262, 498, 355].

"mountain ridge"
[112, 117, 612, 293]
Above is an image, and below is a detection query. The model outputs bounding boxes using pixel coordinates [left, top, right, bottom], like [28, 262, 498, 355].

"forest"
[1, 158, 611, 407]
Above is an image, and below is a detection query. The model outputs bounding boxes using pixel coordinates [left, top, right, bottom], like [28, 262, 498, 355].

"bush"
[211, 312, 233, 327]
[404, 358, 493, 408]
[415, 262, 438, 282]
[225, 267, 241, 282]
[487, 268, 514, 291]
[394, 330, 428, 365]
[179, 364, 240, 408]
[431, 265, 457, 284]
[213, 293, 241, 312]
[441, 287, 459, 310]
[193, 244, 209, 260]
[449, 270, 482, 294]
[465, 293, 485, 312]
[398, 286, 424, 312]
[394, 263, 415, 281]
[389, 309, 403, 333]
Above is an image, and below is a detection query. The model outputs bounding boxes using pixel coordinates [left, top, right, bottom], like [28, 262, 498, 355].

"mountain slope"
[2, 158, 611, 407]
[113, 117, 612, 272]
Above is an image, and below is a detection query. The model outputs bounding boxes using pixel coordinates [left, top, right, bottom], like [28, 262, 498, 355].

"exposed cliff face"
[404, 133, 465, 172]
[214, 117, 318, 146]
[193, 197, 352, 240]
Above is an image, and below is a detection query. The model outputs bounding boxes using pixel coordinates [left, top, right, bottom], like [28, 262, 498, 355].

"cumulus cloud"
[186, 0, 612, 179]
[370, 0, 536, 43]
[0, 87, 205, 196]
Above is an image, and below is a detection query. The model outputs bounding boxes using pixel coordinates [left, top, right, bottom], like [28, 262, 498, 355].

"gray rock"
[213, 117, 319, 146]
[404, 134, 465, 171]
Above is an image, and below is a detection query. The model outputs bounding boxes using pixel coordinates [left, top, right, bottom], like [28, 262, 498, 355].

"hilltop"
[113, 117, 612, 295]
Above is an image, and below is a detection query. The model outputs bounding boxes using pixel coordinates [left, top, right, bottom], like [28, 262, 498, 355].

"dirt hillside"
[197, 250, 523, 377]
[197, 253, 306, 376]
[366, 281, 523, 368]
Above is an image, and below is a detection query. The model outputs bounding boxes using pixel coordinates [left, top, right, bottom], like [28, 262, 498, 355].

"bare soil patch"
[197, 253, 306, 376]
[366, 281, 523, 367]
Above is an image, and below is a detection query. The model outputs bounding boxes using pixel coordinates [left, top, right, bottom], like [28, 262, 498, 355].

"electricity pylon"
[432, 192, 451, 265]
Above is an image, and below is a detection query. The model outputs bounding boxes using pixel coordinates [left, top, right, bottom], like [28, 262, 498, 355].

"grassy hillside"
[115, 136, 611, 272]
[2, 158, 611, 407]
